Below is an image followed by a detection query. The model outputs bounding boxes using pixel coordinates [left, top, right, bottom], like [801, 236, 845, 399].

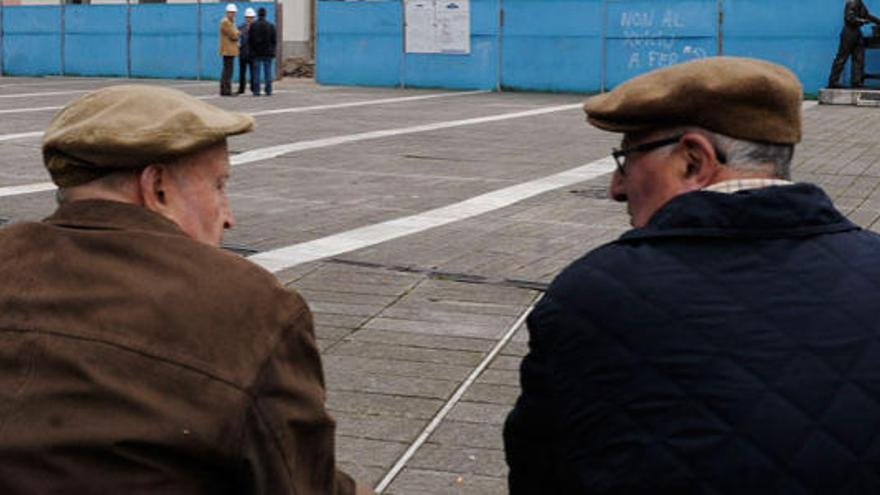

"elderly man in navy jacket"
[505, 57, 880, 493]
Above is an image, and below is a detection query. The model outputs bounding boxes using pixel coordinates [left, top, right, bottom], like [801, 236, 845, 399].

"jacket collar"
[619, 183, 860, 242]
[44, 199, 186, 237]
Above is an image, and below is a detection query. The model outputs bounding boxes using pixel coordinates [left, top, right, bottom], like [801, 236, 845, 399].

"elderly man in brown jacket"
[220, 3, 240, 96]
[0, 85, 370, 494]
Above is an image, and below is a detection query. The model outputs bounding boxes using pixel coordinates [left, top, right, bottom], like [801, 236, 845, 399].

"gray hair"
[675, 127, 794, 180]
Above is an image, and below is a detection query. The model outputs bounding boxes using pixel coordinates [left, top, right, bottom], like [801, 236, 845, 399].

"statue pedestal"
[819, 88, 880, 107]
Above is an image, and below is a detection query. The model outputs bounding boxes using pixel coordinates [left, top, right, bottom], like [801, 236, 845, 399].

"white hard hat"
[225, 4, 238, 13]
[245, 7, 256, 17]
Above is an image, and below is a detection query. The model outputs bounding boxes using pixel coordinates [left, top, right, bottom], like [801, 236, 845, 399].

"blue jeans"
[253, 57, 273, 96]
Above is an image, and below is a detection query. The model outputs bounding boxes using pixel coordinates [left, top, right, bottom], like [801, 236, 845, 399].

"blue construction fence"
[0, 2, 277, 80]
[316, 0, 880, 95]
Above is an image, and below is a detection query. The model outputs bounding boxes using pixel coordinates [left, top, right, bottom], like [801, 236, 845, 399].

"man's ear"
[680, 133, 721, 187]
[138, 164, 171, 214]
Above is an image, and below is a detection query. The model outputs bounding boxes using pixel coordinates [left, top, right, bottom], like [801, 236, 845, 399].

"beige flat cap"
[584, 57, 803, 144]
[43, 84, 254, 187]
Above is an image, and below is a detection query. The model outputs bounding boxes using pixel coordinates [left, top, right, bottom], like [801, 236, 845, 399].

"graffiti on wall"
[619, 8, 708, 71]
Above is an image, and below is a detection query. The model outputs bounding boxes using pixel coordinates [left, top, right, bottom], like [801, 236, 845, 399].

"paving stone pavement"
[0, 76, 879, 493]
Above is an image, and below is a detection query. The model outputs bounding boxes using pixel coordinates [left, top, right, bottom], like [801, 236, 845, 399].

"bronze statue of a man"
[829, 0, 880, 88]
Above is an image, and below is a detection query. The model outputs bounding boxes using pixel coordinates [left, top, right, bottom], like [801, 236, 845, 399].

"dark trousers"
[829, 27, 865, 87]
[238, 58, 254, 94]
[220, 56, 235, 95]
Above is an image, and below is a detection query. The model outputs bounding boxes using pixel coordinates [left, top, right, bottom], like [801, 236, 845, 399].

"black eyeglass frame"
[611, 134, 684, 176]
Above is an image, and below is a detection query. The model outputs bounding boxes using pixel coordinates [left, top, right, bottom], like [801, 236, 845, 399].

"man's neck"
[60, 183, 141, 206]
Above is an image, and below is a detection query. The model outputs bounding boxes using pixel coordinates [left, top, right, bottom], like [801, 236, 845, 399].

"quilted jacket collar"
[619, 183, 860, 242]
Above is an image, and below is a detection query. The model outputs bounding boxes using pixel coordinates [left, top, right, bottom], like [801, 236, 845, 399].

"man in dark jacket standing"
[248, 7, 277, 96]
[0, 85, 371, 495]
[505, 57, 880, 493]
[828, 0, 880, 88]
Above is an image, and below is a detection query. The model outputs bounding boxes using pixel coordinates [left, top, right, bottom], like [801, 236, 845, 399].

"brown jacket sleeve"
[222, 19, 240, 42]
[239, 291, 369, 494]
[219, 19, 241, 56]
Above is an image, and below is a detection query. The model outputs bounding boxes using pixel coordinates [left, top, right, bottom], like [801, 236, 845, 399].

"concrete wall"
[282, 0, 309, 57]
[316, 0, 880, 95]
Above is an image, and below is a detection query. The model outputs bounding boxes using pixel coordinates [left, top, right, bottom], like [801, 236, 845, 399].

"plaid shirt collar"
[703, 178, 793, 194]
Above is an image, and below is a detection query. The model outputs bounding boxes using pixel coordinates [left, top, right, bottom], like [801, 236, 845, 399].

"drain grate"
[221, 243, 260, 257]
[569, 186, 609, 200]
[328, 258, 550, 292]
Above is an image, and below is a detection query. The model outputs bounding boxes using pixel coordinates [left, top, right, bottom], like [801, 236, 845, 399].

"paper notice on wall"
[405, 1, 436, 53]
[405, 0, 470, 55]
[435, 1, 470, 54]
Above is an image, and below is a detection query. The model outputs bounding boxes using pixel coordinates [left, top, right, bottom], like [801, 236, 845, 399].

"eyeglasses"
[611, 134, 683, 176]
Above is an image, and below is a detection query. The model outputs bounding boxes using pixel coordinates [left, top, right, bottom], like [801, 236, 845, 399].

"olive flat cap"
[584, 57, 803, 144]
[43, 84, 254, 187]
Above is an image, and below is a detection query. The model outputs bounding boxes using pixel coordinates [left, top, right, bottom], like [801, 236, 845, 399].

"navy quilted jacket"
[505, 183, 880, 494]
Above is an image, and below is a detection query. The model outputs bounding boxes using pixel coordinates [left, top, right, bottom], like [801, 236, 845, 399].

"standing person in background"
[218, 3, 240, 97]
[828, 0, 880, 88]
[237, 8, 257, 95]
[249, 7, 277, 97]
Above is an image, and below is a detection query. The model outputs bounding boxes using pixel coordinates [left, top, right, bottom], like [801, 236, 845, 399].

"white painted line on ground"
[0, 77, 117, 89]
[0, 89, 92, 99]
[0, 91, 335, 114]
[234, 103, 583, 165]
[0, 81, 214, 100]
[0, 87, 479, 121]
[0, 84, 221, 114]
[0, 182, 55, 196]
[0, 93, 817, 141]
[251, 156, 615, 273]
[0, 102, 582, 198]
[196, 87, 423, 101]
[0, 131, 43, 142]
[0, 106, 63, 115]
[249, 90, 487, 116]
[195, 89, 296, 101]
[0, 99, 810, 198]
[168, 82, 218, 88]
[373, 292, 543, 493]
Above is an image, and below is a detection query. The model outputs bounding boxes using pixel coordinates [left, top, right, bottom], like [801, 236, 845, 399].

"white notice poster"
[436, 1, 470, 54]
[405, 0, 436, 53]
[405, 0, 470, 55]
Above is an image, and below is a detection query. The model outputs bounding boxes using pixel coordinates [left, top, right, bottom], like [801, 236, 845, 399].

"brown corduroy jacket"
[0, 199, 362, 494]
[220, 17, 240, 57]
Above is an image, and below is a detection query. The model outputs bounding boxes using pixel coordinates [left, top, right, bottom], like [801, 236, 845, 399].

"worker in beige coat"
[219, 3, 240, 96]
[0, 85, 372, 495]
